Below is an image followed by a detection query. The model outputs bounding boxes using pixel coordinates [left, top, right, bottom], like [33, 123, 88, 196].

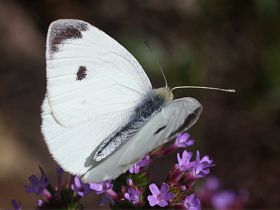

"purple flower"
[124, 187, 141, 205]
[24, 167, 50, 197]
[175, 133, 194, 148]
[11, 200, 21, 210]
[184, 194, 201, 210]
[129, 155, 150, 174]
[90, 180, 112, 194]
[211, 191, 235, 210]
[71, 176, 92, 197]
[147, 183, 174, 207]
[191, 151, 213, 178]
[91, 180, 117, 206]
[177, 151, 195, 171]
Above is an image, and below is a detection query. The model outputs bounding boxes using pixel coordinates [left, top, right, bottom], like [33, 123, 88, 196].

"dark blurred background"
[0, 0, 280, 208]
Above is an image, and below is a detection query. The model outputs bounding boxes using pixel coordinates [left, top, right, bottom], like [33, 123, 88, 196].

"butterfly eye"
[76, 66, 87, 81]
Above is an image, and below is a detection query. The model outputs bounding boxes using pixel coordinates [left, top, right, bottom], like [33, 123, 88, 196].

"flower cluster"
[12, 132, 217, 209]
[18, 166, 115, 209]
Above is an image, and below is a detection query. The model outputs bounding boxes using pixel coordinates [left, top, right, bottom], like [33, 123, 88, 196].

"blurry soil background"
[0, 0, 280, 209]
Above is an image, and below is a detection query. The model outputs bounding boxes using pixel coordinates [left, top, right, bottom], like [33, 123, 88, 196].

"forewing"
[45, 19, 152, 127]
[42, 19, 152, 175]
[82, 97, 202, 182]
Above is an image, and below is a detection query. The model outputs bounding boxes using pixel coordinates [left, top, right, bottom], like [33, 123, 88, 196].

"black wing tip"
[47, 19, 89, 55]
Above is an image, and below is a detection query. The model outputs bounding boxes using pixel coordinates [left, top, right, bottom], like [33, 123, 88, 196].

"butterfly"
[41, 19, 224, 183]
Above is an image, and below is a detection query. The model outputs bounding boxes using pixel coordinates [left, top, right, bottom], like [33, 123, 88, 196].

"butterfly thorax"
[89, 87, 173, 163]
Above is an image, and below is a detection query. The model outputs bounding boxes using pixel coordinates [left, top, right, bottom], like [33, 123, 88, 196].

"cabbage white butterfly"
[41, 19, 234, 182]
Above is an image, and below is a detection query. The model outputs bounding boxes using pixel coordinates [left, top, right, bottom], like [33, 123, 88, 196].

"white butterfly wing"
[82, 97, 202, 182]
[46, 19, 151, 126]
[41, 19, 152, 175]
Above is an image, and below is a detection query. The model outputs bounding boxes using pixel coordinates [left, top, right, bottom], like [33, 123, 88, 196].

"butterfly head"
[154, 87, 174, 102]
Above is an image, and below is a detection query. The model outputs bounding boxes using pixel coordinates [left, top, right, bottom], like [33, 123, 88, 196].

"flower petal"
[180, 133, 190, 142]
[165, 192, 174, 202]
[184, 194, 201, 210]
[29, 175, 39, 185]
[160, 183, 169, 193]
[124, 192, 129, 200]
[147, 195, 158, 206]
[90, 183, 103, 191]
[11, 200, 21, 210]
[149, 183, 160, 195]
[158, 200, 168, 207]
[24, 185, 34, 193]
[73, 176, 82, 188]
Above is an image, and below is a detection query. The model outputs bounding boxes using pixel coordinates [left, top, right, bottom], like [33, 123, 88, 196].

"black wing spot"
[76, 66, 87, 80]
[49, 22, 88, 54]
[154, 125, 167, 135]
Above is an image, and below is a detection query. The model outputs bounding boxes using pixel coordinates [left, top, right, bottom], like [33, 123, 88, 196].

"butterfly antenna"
[144, 40, 168, 88]
[171, 86, 235, 93]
